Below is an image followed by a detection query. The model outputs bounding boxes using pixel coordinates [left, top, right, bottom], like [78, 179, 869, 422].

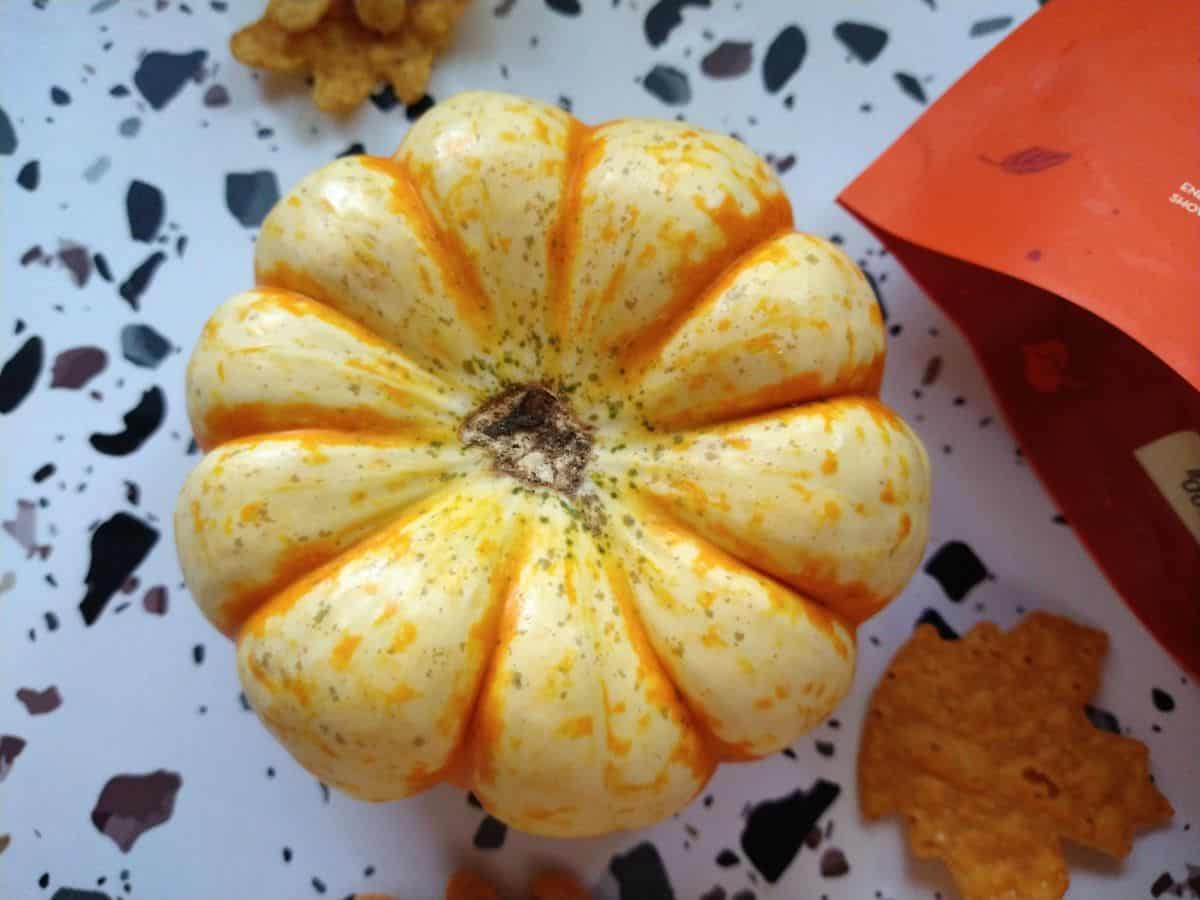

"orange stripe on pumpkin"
[363, 155, 494, 339]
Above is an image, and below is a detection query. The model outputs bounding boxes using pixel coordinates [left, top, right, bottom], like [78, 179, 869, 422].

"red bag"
[840, 0, 1200, 673]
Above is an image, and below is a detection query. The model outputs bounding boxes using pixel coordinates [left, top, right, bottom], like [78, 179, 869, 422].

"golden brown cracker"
[231, 0, 468, 113]
[355, 0, 408, 34]
[266, 0, 333, 31]
[859, 611, 1173, 900]
[529, 871, 590, 900]
[445, 869, 502, 900]
[442, 868, 589, 900]
[409, 0, 469, 48]
[366, 32, 436, 104]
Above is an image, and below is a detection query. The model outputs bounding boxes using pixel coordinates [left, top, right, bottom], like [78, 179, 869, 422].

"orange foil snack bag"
[840, 0, 1200, 675]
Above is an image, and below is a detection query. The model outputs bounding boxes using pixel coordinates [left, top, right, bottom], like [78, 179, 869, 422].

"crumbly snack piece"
[231, 0, 469, 113]
[445, 869, 502, 900]
[528, 871, 590, 900]
[859, 611, 1173, 900]
[443, 868, 589, 900]
[266, 0, 333, 31]
[355, 0, 409, 34]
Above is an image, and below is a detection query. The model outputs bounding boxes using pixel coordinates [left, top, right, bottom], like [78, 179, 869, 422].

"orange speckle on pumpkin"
[388, 681, 420, 703]
[190, 500, 207, 534]
[821, 449, 839, 475]
[245, 654, 270, 686]
[388, 620, 418, 654]
[880, 479, 897, 505]
[330, 634, 363, 671]
[700, 626, 727, 649]
[556, 715, 594, 738]
[790, 480, 813, 501]
[607, 730, 633, 756]
[754, 696, 774, 710]
[280, 672, 311, 707]
[822, 500, 842, 522]
[239, 501, 266, 524]
[315, 737, 337, 757]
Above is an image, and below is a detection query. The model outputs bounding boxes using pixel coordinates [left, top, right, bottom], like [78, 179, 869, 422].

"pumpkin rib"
[456, 493, 720, 835]
[650, 390, 888, 437]
[431, 516, 535, 796]
[253, 157, 495, 384]
[620, 489, 854, 639]
[198, 407, 456, 453]
[237, 286, 470, 408]
[459, 520, 537, 794]
[614, 219, 795, 382]
[235, 478, 528, 800]
[206, 467, 480, 638]
[589, 540, 717, 805]
[187, 287, 471, 450]
[545, 118, 794, 396]
[621, 232, 886, 430]
[597, 397, 930, 624]
[594, 125, 793, 372]
[235, 474, 502, 642]
[605, 494, 857, 756]
[600, 552, 734, 763]
[357, 155, 495, 340]
[395, 93, 589, 385]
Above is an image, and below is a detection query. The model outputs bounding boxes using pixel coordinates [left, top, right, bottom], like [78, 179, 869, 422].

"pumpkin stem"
[461, 384, 594, 496]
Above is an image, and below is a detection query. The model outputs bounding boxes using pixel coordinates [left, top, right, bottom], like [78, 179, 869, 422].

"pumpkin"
[176, 91, 931, 837]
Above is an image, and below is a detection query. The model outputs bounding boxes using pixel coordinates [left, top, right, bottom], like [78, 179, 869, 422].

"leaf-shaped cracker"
[859, 612, 1173, 900]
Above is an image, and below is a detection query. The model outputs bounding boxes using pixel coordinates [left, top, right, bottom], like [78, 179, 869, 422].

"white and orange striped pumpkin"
[176, 91, 931, 837]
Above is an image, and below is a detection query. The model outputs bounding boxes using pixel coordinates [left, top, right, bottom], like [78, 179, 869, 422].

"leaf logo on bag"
[979, 146, 1072, 174]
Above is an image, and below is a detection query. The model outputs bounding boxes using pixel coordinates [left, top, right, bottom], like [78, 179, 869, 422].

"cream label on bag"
[1135, 430, 1200, 546]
